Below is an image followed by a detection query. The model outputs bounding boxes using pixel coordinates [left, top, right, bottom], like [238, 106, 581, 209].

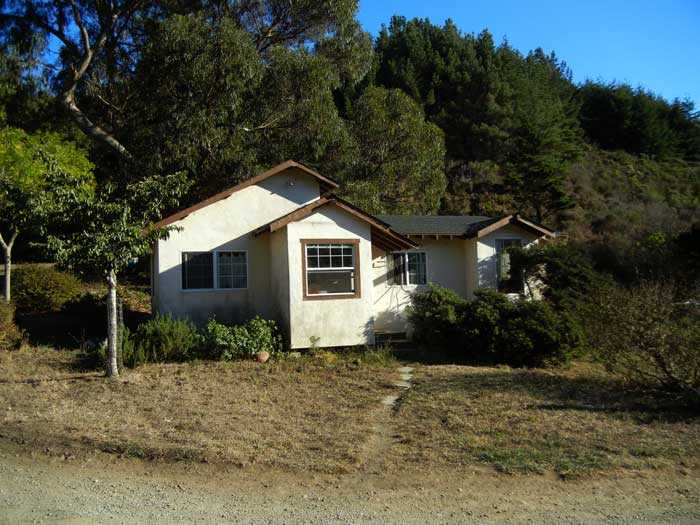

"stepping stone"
[382, 395, 399, 406]
[397, 367, 414, 373]
[393, 381, 411, 388]
[399, 373, 412, 381]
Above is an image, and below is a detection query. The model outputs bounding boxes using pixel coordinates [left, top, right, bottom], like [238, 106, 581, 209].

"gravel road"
[1, 443, 699, 524]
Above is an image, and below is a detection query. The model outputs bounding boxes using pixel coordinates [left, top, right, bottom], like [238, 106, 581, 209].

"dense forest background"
[2, 1, 699, 269]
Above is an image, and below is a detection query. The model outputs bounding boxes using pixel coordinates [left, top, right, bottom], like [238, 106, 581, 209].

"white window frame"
[388, 251, 428, 287]
[180, 250, 248, 292]
[303, 241, 359, 298]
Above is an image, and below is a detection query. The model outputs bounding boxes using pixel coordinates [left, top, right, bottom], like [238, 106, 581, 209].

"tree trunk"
[105, 270, 120, 379]
[0, 230, 18, 303]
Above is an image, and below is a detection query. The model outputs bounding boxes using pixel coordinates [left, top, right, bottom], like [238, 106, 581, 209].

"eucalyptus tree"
[339, 86, 446, 215]
[0, 0, 362, 167]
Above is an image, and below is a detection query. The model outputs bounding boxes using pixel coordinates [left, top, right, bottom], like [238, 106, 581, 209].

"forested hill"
[1, 4, 699, 255]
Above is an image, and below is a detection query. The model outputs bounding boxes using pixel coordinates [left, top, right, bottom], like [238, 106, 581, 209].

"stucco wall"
[372, 238, 469, 333]
[153, 169, 320, 325]
[286, 206, 374, 349]
[268, 228, 290, 344]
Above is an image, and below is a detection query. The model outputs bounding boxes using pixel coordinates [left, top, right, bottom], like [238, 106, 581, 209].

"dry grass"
[4, 347, 700, 478]
[389, 363, 700, 477]
[0, 347, 396, 473]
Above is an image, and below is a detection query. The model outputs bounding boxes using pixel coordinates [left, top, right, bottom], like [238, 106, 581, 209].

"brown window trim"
[301, 239, 361, 301]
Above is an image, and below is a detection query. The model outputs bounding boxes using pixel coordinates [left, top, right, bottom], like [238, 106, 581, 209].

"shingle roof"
[376, 215, 496, 236]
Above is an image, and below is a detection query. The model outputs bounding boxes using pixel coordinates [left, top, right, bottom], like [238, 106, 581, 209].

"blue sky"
[357, 0, 700, 105]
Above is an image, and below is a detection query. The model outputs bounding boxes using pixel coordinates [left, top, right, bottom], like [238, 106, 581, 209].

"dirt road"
[1, 442, 699, 524]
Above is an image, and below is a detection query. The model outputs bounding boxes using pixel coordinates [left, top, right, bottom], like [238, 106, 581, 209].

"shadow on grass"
[415, 365, 700, 424]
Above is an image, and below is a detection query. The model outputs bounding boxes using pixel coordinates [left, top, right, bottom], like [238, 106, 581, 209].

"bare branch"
[68, 0, 91, 53]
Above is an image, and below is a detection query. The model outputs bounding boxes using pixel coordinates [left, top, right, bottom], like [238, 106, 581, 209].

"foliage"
[584, 281, 700, 403]
[338, 86, 446, 214]
[0, 127, 94, 247]
[10, 264, 82, 313]
[373, 18, 514, 163]
[504, 49, 582, 222]
[0, 0, 361, 163]
[407, 284, 468, 349]
[0, 300, 22, 349]
[127, 14, 263, 195]
[0, 127, 94, 302]
[409, 285, 581, 367]
[201, 317, 283, 361]
[578, 82, 700, 161]
[130, 314, 202, 366]
[509, 243, 608, 310]
[44, 171, 190, 277]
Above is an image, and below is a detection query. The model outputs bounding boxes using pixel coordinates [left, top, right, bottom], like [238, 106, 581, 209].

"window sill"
[303, 293, 360, 301]
[180, 288, 248, 293]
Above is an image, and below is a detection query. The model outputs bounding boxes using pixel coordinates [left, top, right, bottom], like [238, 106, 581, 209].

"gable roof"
[153, 160, 339, 229]
[253, 196, 417, 252]
[378, 214, 555, 239]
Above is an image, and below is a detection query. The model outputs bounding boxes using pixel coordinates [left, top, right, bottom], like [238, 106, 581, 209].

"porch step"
[374, 331, 410, 345]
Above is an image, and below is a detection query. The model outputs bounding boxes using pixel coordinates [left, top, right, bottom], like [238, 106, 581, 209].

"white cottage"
[151, 160, 554, 349]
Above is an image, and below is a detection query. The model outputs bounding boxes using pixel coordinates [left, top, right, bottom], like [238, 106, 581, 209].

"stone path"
[361, 366, 415, 474]
[382, 366, 414, 407]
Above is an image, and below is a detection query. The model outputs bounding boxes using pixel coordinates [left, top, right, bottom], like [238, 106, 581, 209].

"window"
[388, 252, 427, 286]
[182, 252, 213, 290]
[303, 241, 360, 298]
[181, 251, 247, 290]
[496, 239, 522, 292]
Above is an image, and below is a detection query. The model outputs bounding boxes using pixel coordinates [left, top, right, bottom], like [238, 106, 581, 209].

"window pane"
[407, 252, 426, 285]
[388, 253, 406, 285]
[319, 255, 331, 268]
[217, 251, 247, 289]
[307, 270, 355, 295]
[182, 252, 213, 289]
[307, 245, 318, 257]
[342, 255, 353, 268]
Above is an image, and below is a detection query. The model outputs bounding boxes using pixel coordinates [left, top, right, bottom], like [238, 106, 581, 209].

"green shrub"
[11, 264, 82, 312]
[201, 316, 282, 360]
[131, 314, 202, 365]
[585, 281, 700, 403]
[409, 285, 581, 367]
[0, 301, 23, 349]
[498, 298, 583, 367]
[407, 284, 468, 349]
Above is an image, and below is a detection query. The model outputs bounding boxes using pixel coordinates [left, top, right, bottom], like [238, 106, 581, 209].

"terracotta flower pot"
[255, 351, 270, 363]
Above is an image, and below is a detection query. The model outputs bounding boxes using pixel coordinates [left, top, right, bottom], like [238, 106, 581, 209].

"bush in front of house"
[11, 264, 83, 313]
[408, 284, 468, 350]
[131, 314, 202, 365]
[584, 280, 700, 404]
[408, 285, 581, 367]
[0, 301, 23, 349]
[201, 316, 283, 361]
